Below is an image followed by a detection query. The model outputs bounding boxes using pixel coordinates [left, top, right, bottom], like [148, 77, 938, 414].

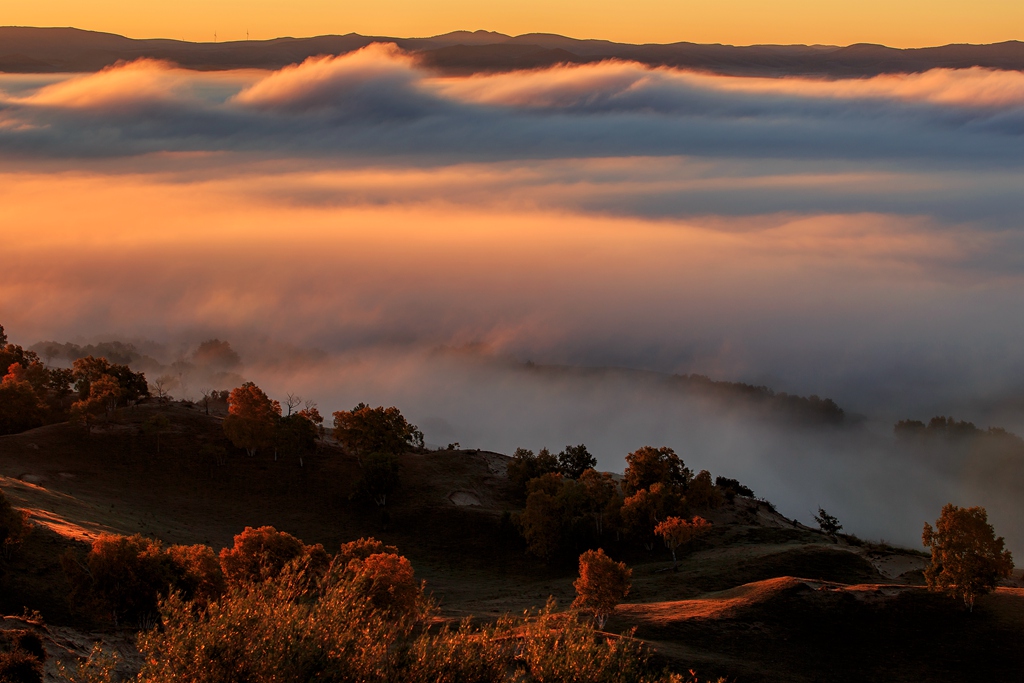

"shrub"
[61, 534, 174, 627]
[130, 558, 679, 683]
[218, 526, 307, 585]
[166, 544, 226, 606]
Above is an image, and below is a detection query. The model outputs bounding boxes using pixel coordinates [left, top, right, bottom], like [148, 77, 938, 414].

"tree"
[814, 507, 843, 541]
[922, 504, 1013, 611]
[572, 548, 632, 629]
[332, 404, 423, 460]
[623, 446, 691, 495]
[519, 483, 564, 560]
[686, 470, 722, 511]
[277, 412, 318, 466]
[578, 468, 619, 536]
[654, 515, 712, 564]
[142, 414, 172, 455]
[358, 453, 401, 506]
[223, 382, 281, 457]
[621, 483, 684, 550]
[558, 444, 597, 480]
[506, 447, 559, 501]
[0, 369, 46, 436]
[192, 339, 241, 370]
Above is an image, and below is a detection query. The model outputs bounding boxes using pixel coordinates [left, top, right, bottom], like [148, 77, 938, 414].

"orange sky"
[6, 0, 1023, 47]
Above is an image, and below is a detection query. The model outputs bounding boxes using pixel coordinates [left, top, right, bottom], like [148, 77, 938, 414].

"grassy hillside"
[1, 401, 1022, 682]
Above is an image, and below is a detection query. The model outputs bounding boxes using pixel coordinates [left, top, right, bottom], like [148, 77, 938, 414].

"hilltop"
[3, 26, 1024, 76]
[2, 401, 1023, 682]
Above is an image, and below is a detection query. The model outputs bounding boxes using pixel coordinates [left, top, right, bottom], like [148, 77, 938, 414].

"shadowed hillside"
[2, 400, 1023, 681]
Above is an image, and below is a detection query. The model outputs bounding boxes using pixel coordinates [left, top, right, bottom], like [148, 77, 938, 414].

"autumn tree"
[277, 412, 318, 466]
[623, 446, 692, 495]
[519, 474, 565, 560]
[572, 548, 632, 628]
[654, 515, 712, 564]
[332, 404, 423, 461]
[223, 382, 281, 457]
[558, 443, 597, 480]
[0, 368, 46, 436]
[922, 504, 1013, 611]
[621, 483, 684, 550]
[192, 339, 241, 370]
[686, 470, 723, 511]
[578, 468, 620, 537]
[506, 447, 559, 501]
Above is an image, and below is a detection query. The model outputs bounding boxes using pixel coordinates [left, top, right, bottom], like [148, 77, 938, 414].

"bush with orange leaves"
[218, 525, 327, 585]
[572, 548, 632, 629]
[62, 534, 228, 628]
[654, 516, 712, 564]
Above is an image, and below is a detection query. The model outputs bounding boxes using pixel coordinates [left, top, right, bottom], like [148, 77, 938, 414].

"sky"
[2, 47, 1024, 549]
[4, 0, 1024, 47]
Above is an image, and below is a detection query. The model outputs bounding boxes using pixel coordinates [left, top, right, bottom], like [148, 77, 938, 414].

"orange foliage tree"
[0, 366, 46, 436]
[572, 548, 632, 628]
[623, 446, 691, 495]
[654, 515, 712, 564]
[331, 404, 423, 461]
[922, 504, 1014, 611]
[223, 382, 281, 457]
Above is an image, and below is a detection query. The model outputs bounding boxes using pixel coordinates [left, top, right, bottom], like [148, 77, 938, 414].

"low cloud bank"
[3, 47, 1023, 556]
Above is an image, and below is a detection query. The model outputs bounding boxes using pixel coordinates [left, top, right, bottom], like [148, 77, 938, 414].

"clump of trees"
[0, 323, 153, 436]
[922, 504, 1013, 611]
[511, 443, 728, 563]
[219, 383, 322, 466]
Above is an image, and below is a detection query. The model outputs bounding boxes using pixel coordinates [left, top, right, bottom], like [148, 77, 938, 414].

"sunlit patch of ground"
[0, 476, 123, 542]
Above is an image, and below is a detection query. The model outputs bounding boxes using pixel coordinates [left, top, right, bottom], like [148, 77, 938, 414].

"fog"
[2, 46, 1023, 552]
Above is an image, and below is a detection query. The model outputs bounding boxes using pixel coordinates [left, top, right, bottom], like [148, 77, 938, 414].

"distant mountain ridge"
[2, 26, 1024, 76]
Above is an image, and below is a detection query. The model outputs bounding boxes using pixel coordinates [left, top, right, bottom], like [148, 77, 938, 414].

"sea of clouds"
[2, 45, 1024, 550]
